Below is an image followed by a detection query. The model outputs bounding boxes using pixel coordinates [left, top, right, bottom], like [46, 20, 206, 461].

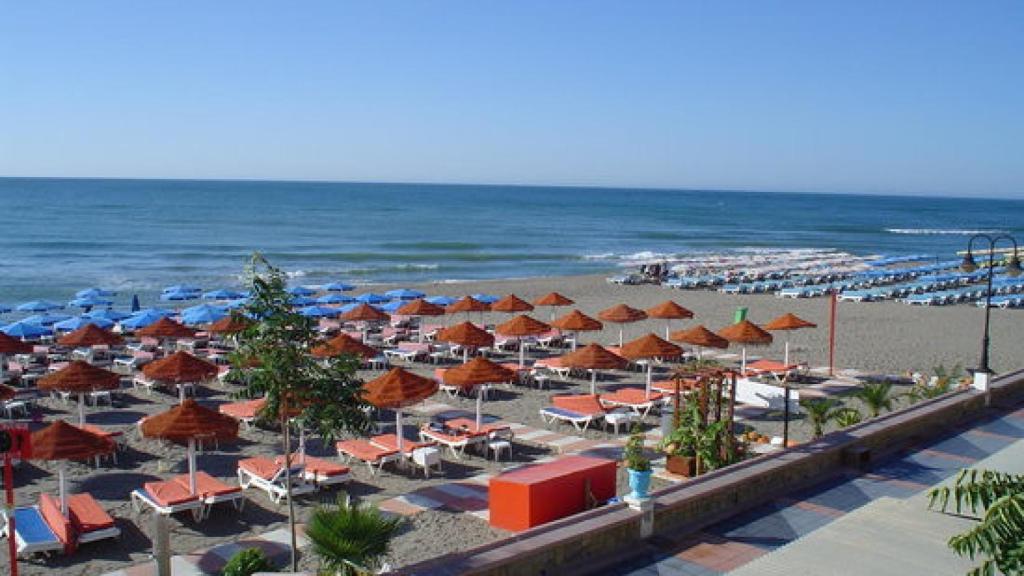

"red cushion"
[66, 493, 114, 533]
[38, 493, 75, 552]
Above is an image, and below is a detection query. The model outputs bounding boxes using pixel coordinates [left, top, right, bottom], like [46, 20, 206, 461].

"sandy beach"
[4, 273, 1021, 575]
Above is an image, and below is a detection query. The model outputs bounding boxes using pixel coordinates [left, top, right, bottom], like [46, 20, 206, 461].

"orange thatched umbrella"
[621, 333, 684, 397]
[559, 344, 627, 394]
[496, 314, 551, 367]
[551, 310, 602, 351]
[136, 317, 196, 339]
[534, 292, 574, 320]
[670, 324, 729, 359]
[38, 361, 121, 424]
[490, 294, 534, 314]
[340, 303, 390, 323]
[435, 321, 495, 362]
[646, 301, 695, 339]
[140, 399, 238, 494]
[58, 324, 123, 347]
[0, 333, 31, 382]
[143, 351, 218, 403]
[31, 420, 115, 514]
[445, 296, 490, 316]
[364, 368, 439, 452]
[718, 320, 773, 373]
[598, 304, 648, 347]
[442, 357, 515, 427]
[207, 315, 252, 335]
[311, 333, 379, 360]
[764, 313, 817, 365]
[397, 299, 445, 342]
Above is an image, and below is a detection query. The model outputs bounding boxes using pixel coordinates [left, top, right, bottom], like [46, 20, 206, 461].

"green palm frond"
[306, 497, 403, 576]
[855, 381, 894, 418]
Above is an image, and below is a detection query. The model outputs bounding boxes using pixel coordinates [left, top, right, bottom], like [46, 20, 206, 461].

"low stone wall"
[398, 369, 1024, 576]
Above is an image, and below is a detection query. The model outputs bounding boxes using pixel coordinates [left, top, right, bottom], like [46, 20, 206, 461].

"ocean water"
[0, 177, 1022, 304]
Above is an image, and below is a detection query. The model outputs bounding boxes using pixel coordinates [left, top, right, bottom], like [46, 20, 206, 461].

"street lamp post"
[960, 234, 1021, 390]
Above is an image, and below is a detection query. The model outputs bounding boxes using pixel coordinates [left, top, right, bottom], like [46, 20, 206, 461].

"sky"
[1, 1, 1022, 198]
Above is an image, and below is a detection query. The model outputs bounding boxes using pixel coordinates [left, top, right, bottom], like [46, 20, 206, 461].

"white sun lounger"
[237, 457, 316, 504]
[130, 481, 204, 521]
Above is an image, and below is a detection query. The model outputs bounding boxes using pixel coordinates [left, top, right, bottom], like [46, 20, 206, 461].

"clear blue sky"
[2, 1, 1022, 197]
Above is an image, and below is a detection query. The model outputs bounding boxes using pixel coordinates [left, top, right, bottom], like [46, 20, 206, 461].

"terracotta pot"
[666, 455, 696, 477]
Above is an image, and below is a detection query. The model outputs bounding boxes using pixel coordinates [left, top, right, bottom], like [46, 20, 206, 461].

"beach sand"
[4, 273, 1021, 575]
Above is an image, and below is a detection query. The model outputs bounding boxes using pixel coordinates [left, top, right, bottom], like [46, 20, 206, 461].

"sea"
[0, 177, 1022, 306]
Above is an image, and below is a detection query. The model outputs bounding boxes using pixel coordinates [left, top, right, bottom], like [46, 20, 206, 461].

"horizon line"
[1, 173, 1021, 202]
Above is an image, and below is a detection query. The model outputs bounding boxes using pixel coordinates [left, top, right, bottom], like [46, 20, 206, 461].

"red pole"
[829, 291, 837, 377]
[5, 453, 17, 576]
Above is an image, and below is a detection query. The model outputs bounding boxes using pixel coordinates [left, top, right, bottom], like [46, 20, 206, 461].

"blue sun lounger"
[1, 507, 63, 556]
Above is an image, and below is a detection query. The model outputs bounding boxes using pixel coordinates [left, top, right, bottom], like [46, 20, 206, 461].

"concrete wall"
[398, 369, 1024, 576]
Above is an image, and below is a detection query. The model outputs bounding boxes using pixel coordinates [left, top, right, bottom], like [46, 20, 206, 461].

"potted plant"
[660, 423, 697, 477]
[624, 426, 652, 500]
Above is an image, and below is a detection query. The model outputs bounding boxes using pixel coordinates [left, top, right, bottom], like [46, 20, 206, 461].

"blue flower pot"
[627, 468, 653, 500]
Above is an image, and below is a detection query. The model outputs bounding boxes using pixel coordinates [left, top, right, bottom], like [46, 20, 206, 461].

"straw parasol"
[445, 296, 490, 320]
[533, 292, 574, 321]
[598, 304, 648, 347]
[495, 314, 551, 367]
[30, 421, 115, 515]
[207, 315, 252, 335]
[0, 333, 31, 382]
[670, 324, 729, 359]
[136, 317, 196, 339]
[38, 361, 121, 425]
[364, 368, 439, 452]
[311, 333, 379, 360]
[490, 294, 534, 314]
[620, 333, 683, 397]
[646, 301, 695, 339]
[718, 320, 773, 374]
[435, 321, 495, 362]
[396, 299, 445, 342]
[143, 351, 218, 403]
[58, 323, 123, 347]
[763, 313, 817, 365]
[340, 303, 390, 323]
[442, 357, 514, 427]
[140, 399, 238, 494]
[558, 344, 627, 394]
[550, 309, 602, 351]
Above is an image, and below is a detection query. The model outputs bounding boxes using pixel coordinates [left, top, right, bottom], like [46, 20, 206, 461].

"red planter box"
[489, 455, 616, 532]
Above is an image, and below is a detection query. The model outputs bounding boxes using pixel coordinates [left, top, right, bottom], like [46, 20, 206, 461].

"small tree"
[306, 497, 403, 576]
[232, 253, 372, 570]
[856, 381, 895, 418]
[624, 426, 651, 472]
[799, 398, 844, 439]
[222, 548, 275, 576]
[834, 406, 863, 428]
[928, 468, 1024, 576]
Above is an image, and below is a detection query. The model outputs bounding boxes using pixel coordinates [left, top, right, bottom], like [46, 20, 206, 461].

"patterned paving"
[605, 403, 1024, 575]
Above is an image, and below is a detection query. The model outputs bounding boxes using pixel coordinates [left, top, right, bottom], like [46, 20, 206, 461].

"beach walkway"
[604, 403, 1024, 575]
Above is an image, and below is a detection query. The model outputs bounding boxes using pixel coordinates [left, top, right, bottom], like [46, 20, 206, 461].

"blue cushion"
[13, 507, 58, 545]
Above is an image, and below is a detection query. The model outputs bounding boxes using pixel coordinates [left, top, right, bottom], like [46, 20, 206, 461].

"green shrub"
[222, 548, 275, 576]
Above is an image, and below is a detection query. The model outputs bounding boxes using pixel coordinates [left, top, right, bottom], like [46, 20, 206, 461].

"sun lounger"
[172, 472, 245, 519]
[599, 388, 665, 419]
[218, 398, 266, 429]
[2, 506, 64, 556]
[237, 457, 316, 504]
[130, 479, 204, 520]
[64, 493, 120, 544]
[0, 493, 116, 557]
[276, 455, 351, 487]
[370, 434, 443, 477]
[418, 424, 488, 460]
[336, 439, 401, 475]
[540, 394, 635, 433]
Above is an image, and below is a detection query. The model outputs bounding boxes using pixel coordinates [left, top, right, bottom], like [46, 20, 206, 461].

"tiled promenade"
[606, 403, 1024, 575]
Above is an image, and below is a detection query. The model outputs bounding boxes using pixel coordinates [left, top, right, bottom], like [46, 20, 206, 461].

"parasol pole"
[741, 347, 747, 375]
[665, 321, 671, 340]
[590, 370, 597, 395]
[298, 424, 306, 464]
[59, 464, 68, 516]
[463, 347, 469, 363]
[475, 388, 483, 429]
[187, 438, 197, 494]
[395, 410, 404, 454]
[572, 331, 578, 351]
[518, 339, 525, 368]
[645, 363, 652, 399]
[78, 392, 86, 426]
[618, 327, 623, 348]
[784, 340, 790, 366]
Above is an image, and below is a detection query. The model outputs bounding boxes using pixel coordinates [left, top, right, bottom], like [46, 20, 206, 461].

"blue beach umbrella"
[384, 288, 426, 300]
[2, 321, 52, 339]
[75, 288, 116, 298]
[161, 290, 200, 302]
[377, 300, 405, 313]
[182, 308, 228, 326]
[224, 298, 250, 310]
[338, 303, 360, 314]
[162, 284, 201, 294]
[86, 308, 132, 322]
[0, 304, 11, 314]
[355, 293, 389, 304]
[323, 282, 355, 292]
[69, 296, 114, 308]
[425, 295, 457, 306]
[17, 300, 63, 312]
[183, 303, 227, 315]
[289, 296, 317, 307]
[22, 313, 73, 326]
[471, 294, 499, 304]
[202, 289, 244, 300]
[286, 286, 316, 296]
[316, 293, 354, 304]
[298, 306, 341, 318]
[122, 310, 171, 329]
[53, 316, 114, 331]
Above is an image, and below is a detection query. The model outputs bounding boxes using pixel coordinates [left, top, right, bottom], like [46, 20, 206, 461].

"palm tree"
[856, 381, 895, 418]
[907, 363, 963, 402]
[799, 398, 844, 438]
[928, 468, 1024, 576]
[834, 407, 862, 428]
[307, 497, 403, 576]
